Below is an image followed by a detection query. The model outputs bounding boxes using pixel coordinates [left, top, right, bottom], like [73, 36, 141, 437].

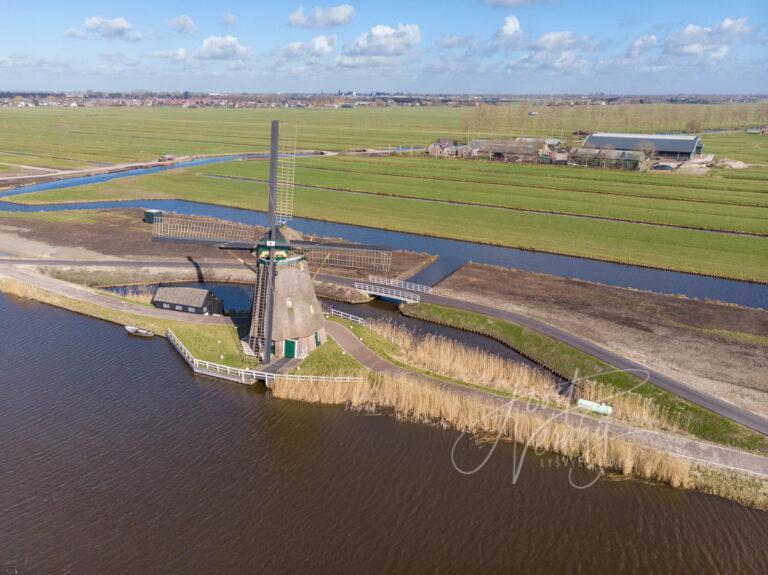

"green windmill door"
[284, 339, 297, 358]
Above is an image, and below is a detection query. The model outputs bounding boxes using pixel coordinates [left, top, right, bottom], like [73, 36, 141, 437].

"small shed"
[143, 209, 163, 224]
[152, 286, 223, 315]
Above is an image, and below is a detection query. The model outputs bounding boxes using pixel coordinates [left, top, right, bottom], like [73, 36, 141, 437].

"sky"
[0, 0, 766, 94]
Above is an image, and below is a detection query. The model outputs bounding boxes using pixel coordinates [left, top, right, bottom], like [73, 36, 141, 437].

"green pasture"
[9, 163, 768, 282]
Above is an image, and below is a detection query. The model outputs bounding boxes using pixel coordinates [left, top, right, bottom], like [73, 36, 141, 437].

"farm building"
[468, 138, 563, 163]
[582, 133, 703, 160]
[152, 286, 224, 315]
[570, 148, 645, 170]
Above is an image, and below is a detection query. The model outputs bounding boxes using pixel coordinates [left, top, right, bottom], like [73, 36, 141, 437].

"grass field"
[11, 154, 768, 282]
[0, 104, 765, 166]
[3, 106, 768, 281]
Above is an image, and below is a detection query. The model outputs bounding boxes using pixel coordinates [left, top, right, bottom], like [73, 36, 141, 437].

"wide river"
[1, 293, 767, 574]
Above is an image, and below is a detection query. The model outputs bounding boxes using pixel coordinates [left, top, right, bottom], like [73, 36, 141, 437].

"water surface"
[1, 294, 766, 573]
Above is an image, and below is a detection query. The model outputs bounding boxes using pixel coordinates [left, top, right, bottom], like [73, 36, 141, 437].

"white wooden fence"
[368, 275, 433, 294]
[166, 329, 364, 386]
[325, 308, 366, 325]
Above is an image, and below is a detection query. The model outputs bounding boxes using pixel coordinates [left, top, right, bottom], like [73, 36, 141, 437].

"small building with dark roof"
[152, 286, 223, 315]
[582, 132, 703, 160]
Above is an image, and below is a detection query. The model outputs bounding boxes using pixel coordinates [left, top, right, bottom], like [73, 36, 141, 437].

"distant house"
[571, 148, 645, 170]
[761, 125, 768, 136]
[152, 286, 224, 315]
[582, 132, 703, 160]
[426, 138, 457, 157]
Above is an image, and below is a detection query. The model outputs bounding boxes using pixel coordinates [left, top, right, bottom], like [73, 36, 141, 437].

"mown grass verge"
[401, 302, 768, 454]
[293, 336, 363, 376]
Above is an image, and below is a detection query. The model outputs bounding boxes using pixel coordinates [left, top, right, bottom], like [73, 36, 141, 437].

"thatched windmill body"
[152, 121, 391, 363]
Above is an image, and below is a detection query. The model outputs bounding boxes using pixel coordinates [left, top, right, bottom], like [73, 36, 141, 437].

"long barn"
[583, 133, 703, 160]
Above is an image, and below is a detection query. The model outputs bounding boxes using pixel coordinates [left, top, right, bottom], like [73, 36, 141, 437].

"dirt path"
[326, 321, 768, 477]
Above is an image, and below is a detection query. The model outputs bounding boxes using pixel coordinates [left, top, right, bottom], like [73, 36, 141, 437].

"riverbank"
[284, 320, 768, 510]
[433, 263, 768, 418]
[0, 270, 247, 367]
[398, 302, 768, 454]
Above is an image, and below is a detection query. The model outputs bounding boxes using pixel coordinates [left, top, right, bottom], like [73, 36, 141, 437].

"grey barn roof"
[153, 286, 210, 308]
[583, 133, 702, 154]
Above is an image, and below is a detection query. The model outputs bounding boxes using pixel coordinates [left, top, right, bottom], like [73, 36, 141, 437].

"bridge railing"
[368, 275, 433, 294]
[353, 282, 422, 304]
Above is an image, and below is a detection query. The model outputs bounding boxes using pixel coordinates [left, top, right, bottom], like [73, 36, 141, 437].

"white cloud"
[507, 30, 592, 71]
[346, 23, 421, 56]
[533, 31, 578, 51]
[438, 34, 471, 49]
[628, 34, 657, 58]
[0, 56, 68, 69]
[169, 15, 196, 33]
[501, 15, 522, 38]
[154, 48, 189, 61]
[336, 54, 398, 68]
[84, 16, 141, 41]
[64, 28, 86, 39]
[223, 12, 236, 26]
[310, 35, 336, 55]
[665, 16, 751, 63]
[197, 35, 249, 60]
[288, 4, 354, 28]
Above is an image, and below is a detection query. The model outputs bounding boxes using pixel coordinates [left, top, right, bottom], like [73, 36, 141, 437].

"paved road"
[1, 255, 766, 437]
[327, 322, 768, 477]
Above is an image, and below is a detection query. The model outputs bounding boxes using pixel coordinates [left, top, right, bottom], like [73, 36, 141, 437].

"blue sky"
[0, 0, 766, 93]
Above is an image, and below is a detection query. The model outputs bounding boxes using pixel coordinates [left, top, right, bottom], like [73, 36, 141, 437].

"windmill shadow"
[186, 256, 205, 283]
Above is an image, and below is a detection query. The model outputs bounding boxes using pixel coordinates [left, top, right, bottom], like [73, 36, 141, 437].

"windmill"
[152, 120, 392, 364]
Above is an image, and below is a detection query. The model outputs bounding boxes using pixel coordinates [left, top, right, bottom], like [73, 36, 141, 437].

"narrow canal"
[2, 293, 767, 573]
[1, 159, 766, 309]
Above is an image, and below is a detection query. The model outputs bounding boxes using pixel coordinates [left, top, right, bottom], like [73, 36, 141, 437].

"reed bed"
[270, 371, 692, 488]
[578, 380, 681, 431]
[107, 285, 155, 305]
[368, 319, 565, 405]
[368, 319, 679, 431]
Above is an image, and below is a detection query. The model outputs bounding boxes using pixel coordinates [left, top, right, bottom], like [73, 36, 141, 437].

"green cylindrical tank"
[143, 209, 162, 224]
[576, 399, 613, 416]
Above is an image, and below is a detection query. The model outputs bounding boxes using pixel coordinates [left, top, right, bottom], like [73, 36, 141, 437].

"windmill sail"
[275, 123, 296, 226]
[152, 215, 258, 244]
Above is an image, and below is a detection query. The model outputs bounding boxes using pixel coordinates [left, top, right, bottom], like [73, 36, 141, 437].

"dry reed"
[107, 285, 155, 305]
[270, 371, 692, 488]
[369, 319, 678, 431]
[368, 319, 565, 405]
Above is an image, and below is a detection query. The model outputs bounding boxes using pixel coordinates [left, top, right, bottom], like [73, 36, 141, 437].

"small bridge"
[367, 275, 433, 294]
[353, 282, 422, 304]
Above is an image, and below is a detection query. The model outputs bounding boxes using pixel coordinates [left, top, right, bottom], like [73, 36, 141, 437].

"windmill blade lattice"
[275, 123, 296, 226]
[153, 215, 259, 245]
[295, 241, 392, 272]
